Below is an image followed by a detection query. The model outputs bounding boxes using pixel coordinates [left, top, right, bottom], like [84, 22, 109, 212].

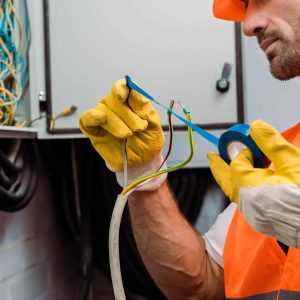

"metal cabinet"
[27, 0, 244, 166]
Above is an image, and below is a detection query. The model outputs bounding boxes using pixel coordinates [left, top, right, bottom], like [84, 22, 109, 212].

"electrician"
[80, 0, 300, 299]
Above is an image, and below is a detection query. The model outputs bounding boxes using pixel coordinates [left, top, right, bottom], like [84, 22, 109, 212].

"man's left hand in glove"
[208, 120, 300, 248]
[79, 79, 166, 191]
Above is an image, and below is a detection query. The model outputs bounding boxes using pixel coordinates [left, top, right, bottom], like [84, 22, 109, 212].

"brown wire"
[157, 100, 175, 171]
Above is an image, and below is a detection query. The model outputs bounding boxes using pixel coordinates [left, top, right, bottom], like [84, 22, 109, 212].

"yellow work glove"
[208, 120, 300, 247]
[79, 79, 166, 190]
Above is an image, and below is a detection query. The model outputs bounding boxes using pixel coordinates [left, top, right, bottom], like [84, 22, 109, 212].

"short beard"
[269, 41, 300, 80]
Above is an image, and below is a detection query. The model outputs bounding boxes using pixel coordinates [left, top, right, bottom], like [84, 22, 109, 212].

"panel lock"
[216, 63, 232, 93]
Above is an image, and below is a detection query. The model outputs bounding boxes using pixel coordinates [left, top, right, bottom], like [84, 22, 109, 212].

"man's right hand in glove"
[79, 79, 166, 190]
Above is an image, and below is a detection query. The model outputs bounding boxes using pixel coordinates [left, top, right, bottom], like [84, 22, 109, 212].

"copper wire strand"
[157, 99, 175, 171]
[0, 1, 29, 126]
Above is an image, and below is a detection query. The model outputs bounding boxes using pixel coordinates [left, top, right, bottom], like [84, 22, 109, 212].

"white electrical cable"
[109, 141, 167, 299]
[109, 193, 128, 300]
[109, 141, 130, 300]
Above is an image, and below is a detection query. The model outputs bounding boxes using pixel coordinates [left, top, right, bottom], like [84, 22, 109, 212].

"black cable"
[0, 146, 23, 173]
[8, 145, 38, 212]
[27, 113, 46, 127]
[0, 166, 14, 188]
[0, 140, 39, 212]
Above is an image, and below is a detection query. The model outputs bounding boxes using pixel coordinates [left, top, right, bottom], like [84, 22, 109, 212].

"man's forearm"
[128, 181, 224, 300]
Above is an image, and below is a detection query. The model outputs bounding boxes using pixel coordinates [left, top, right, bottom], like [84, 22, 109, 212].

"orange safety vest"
[224, 123, 300, 300]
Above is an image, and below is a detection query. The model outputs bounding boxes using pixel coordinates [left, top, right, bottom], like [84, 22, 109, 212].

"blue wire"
[126, 75, 220, 146]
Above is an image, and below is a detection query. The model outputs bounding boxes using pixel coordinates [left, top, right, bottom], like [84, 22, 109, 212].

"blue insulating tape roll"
[125, 76, 266, 167]
[218, 124, 265, 167]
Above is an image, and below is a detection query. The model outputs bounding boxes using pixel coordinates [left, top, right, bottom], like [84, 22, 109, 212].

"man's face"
[242, 0, 300, 80]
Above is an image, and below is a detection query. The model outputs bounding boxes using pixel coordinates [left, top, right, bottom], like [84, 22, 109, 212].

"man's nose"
[243, 9, 267, 37]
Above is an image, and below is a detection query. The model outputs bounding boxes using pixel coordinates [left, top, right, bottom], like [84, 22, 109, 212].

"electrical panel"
[28, 1, 243, 126]
[51, 0, 241, 127]
[24, 0, 245, 166]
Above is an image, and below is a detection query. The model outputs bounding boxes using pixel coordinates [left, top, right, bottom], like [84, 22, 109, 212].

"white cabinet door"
[29, 0, 243, 137]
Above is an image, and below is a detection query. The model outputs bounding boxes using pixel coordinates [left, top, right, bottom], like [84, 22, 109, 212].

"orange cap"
[213, 0, 246, 21]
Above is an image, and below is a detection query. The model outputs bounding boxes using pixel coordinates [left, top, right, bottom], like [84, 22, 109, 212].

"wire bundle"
[0, 0, 30, 126]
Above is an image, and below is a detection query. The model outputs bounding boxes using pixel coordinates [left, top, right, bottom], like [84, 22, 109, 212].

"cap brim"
[213, 0, 245, 22]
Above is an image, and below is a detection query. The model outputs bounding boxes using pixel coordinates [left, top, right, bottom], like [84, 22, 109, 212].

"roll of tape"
[218, 124, 265, 167]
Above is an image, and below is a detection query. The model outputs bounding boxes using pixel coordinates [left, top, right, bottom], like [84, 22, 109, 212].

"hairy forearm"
[128, 181, 224, 300]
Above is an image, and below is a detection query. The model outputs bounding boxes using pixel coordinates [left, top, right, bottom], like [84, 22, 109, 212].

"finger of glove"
[80, 103, 132, 139]
[231, 148, 273, 189]
[208, 152, 233, 199]
[127, 88, 161, 127]
[126, 131, 165, 168]
[93, 136, 124, 172]
[250, 120, 300, 170]
[109, 79, 148, 132]
[79, 108, 107, 137]
[231, 148, 254, 173]
[115, 78, 162, 127]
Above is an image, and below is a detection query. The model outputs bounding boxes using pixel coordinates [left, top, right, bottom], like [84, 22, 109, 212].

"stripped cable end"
[177, 100, 191, 115]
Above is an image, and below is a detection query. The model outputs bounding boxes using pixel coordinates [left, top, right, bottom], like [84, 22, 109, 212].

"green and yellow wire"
[121, 106, 194, 196]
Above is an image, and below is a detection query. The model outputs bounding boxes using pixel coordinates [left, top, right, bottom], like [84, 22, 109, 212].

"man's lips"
[259, 37, 278, 52]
